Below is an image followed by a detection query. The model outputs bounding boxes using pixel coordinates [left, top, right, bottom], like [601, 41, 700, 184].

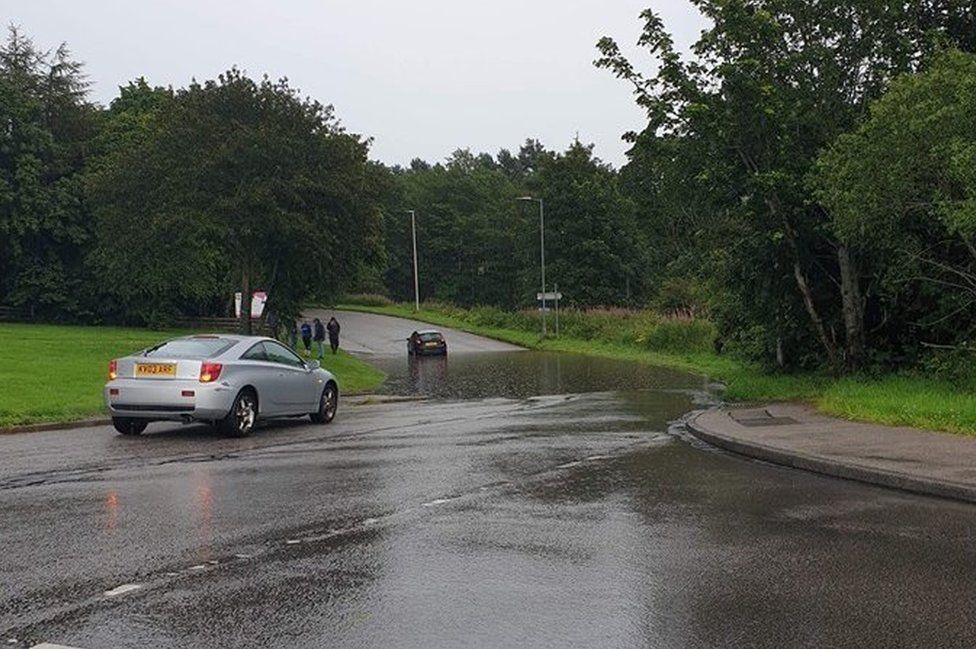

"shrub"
[640, 318, 717, 354]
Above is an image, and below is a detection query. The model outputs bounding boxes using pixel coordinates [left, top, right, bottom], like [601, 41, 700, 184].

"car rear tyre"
[113, 417, 147, 436]
[219, 389, 258, 438]
[310, 382, 338, 424]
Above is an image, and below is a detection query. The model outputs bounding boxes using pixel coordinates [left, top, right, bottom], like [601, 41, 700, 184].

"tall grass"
[338, 300, 976, 436]
[412, 303, 718, 355]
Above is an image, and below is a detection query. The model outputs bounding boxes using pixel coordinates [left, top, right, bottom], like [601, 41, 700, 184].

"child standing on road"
[313, 318, 326, 359]
[288, 321, 298, 349]
[327, 317, 341, 354]
[300, 320, 312, 355]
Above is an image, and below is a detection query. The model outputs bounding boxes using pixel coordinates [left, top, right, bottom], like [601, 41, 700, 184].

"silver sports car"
[104, 334, 339, 437]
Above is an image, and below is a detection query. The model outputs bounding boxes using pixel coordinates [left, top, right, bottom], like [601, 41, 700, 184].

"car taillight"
[199, 362, 222, 383]
[108, 360, 118, 381]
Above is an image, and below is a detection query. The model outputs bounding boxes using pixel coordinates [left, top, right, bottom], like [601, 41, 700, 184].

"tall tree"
[598, 1, 976, 370]
[383, 150, 521, 307]
[0, 27, 97, 319]
[86, 69, 384, 329]
[527, 141, 646, 307]
[814, 50, 976, 349]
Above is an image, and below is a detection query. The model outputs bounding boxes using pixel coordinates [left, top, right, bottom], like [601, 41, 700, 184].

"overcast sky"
[6, 1, 708, 168]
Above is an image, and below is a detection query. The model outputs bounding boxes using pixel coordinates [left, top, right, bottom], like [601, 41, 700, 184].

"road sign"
[536, 292, 562, 301]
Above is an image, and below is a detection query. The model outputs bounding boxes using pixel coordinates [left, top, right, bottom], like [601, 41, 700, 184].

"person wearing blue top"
[300, 320, 312, 355]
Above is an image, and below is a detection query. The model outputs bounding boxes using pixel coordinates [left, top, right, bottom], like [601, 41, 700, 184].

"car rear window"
[419, 332, 443, 342]
[144, 338, 235, 359]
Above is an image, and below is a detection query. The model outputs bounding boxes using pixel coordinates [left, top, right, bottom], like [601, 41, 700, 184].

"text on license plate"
[135, 363, 177, 377]
[425, 342, 439, 346]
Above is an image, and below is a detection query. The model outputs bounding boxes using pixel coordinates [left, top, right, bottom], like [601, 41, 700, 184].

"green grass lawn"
[0, 323, 385, 427]
[339, 302, 976, 436]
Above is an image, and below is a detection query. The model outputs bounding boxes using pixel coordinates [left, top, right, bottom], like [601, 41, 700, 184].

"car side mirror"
[306, 360, 320, 371]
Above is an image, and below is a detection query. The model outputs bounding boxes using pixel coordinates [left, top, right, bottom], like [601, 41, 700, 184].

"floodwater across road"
[2, 349, 976, 648]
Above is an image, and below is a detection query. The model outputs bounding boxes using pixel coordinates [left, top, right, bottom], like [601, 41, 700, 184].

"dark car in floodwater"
[408, 330, 448, 356]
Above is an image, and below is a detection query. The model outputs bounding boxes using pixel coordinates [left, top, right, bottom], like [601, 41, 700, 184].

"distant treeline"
[3, 0, 976, 376]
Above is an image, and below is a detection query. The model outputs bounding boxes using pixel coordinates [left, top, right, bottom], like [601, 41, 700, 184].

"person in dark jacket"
[327, 317, 341, 354]
[288, 321, 298, 350]
[313, 318, 326, 359]
[300, 320, 312, 355]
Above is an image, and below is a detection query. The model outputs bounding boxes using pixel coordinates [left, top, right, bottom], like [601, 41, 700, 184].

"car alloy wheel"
[235, 392, 257, 435]
[312, 383, 338, 424]
[322, 384, 337, 421]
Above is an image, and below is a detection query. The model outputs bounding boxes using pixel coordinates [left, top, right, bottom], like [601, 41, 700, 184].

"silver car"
[104, 334, 339, 437]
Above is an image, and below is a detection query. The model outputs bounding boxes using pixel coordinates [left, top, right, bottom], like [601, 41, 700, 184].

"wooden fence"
[173, 316, 273, 335]
[0, 306, 27, 322]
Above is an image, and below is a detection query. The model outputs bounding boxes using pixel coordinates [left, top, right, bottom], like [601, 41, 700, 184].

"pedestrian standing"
[266, 310, 280, 340]
[288, 321, 298, 349]
[300, 320, 313, 355]
[327, 316, 341, 354]
[313, 317, 326, 359]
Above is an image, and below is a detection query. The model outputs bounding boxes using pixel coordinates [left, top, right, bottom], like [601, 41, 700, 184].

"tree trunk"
[837, 243, 865, 371]
[782, 218, 841, 373]
[240, 266, 252, 336]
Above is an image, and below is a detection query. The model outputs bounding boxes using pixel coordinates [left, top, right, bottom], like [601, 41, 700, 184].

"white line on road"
[31, 643, 86, 648]
[103, 583, 142, 597]
[422, 498, 453, 507]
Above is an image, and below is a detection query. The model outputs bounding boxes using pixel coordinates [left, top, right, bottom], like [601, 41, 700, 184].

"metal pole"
[409, 210, 419, 312]
[539, 198, 547, 337]
[554, 282, 559, 337]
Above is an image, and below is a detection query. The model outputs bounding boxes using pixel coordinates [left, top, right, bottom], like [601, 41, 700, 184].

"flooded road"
[2, 351, 976, 648]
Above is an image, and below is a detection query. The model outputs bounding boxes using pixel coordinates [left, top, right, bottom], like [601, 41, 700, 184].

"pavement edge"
[0, 394, 421, 436]
[686, 407, 976, 505]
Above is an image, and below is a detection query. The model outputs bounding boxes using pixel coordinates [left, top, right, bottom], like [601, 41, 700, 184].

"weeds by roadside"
[338, 301, 976, 436]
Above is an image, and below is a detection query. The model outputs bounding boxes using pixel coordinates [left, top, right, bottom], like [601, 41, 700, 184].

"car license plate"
[135, 363, 177, 378]
[425, 342, 438, 347]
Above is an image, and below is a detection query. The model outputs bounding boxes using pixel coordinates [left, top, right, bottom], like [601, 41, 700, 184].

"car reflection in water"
[407, 353, 449, 393]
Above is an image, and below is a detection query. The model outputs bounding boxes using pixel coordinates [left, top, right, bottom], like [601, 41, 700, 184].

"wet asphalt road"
[3, 349, 976, 647]
[303, 309, 524, 356]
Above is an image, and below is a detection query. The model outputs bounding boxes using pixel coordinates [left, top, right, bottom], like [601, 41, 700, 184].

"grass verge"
[0, 322, 385, 428]
[338, 302, 976, 436]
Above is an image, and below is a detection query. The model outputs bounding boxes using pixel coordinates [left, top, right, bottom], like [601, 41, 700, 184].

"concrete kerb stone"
[0, 417, 111, 436]
[0, 393, 424, 436]
[686, 407, 976, 505]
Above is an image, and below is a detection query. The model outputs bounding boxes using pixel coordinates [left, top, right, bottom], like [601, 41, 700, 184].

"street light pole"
[407, 210, 420, 312]
[517, 196, 546, 337]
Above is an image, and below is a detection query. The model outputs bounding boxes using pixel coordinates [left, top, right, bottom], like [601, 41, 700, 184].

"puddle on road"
[370, 350, 718, 403]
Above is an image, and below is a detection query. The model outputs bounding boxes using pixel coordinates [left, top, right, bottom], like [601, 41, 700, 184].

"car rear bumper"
[414, 346, 447, 355]
[104, 378, 235, 421]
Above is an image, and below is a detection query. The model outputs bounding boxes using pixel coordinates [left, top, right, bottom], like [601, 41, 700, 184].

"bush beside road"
[338, 302, 976, 436]
[0, 323, 385, 427]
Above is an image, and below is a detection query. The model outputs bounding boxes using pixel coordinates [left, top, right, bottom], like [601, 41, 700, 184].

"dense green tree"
[86, 69, 384, 329]
[0, 27, 98, 319]
[814, 50, 976, 348]
[527, 141, 646, 307]
[383, 150, 521, 307]
[598, 1, 976, 370]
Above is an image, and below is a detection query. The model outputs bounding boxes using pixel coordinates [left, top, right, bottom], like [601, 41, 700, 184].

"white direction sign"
[536, 292, 562, 301]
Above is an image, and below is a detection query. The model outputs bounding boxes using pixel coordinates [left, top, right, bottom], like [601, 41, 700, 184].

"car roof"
[417, 329, 442, 335]
[176, 334, 269, 343]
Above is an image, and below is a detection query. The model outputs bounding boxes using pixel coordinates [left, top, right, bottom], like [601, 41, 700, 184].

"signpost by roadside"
[537, 288, 563, 337]
[234, 291, 268, 320]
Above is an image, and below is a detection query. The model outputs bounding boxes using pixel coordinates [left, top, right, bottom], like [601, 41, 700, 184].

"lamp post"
[406, 210, 420, 312]
[516, 196, 546, 337]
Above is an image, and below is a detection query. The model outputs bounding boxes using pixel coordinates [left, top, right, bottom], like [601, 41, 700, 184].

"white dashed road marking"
[103, 583, 142, 597]
[30, 644, 86, 648]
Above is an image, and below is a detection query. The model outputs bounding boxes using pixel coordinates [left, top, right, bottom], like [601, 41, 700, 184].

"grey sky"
[7, 1, 708, 168]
